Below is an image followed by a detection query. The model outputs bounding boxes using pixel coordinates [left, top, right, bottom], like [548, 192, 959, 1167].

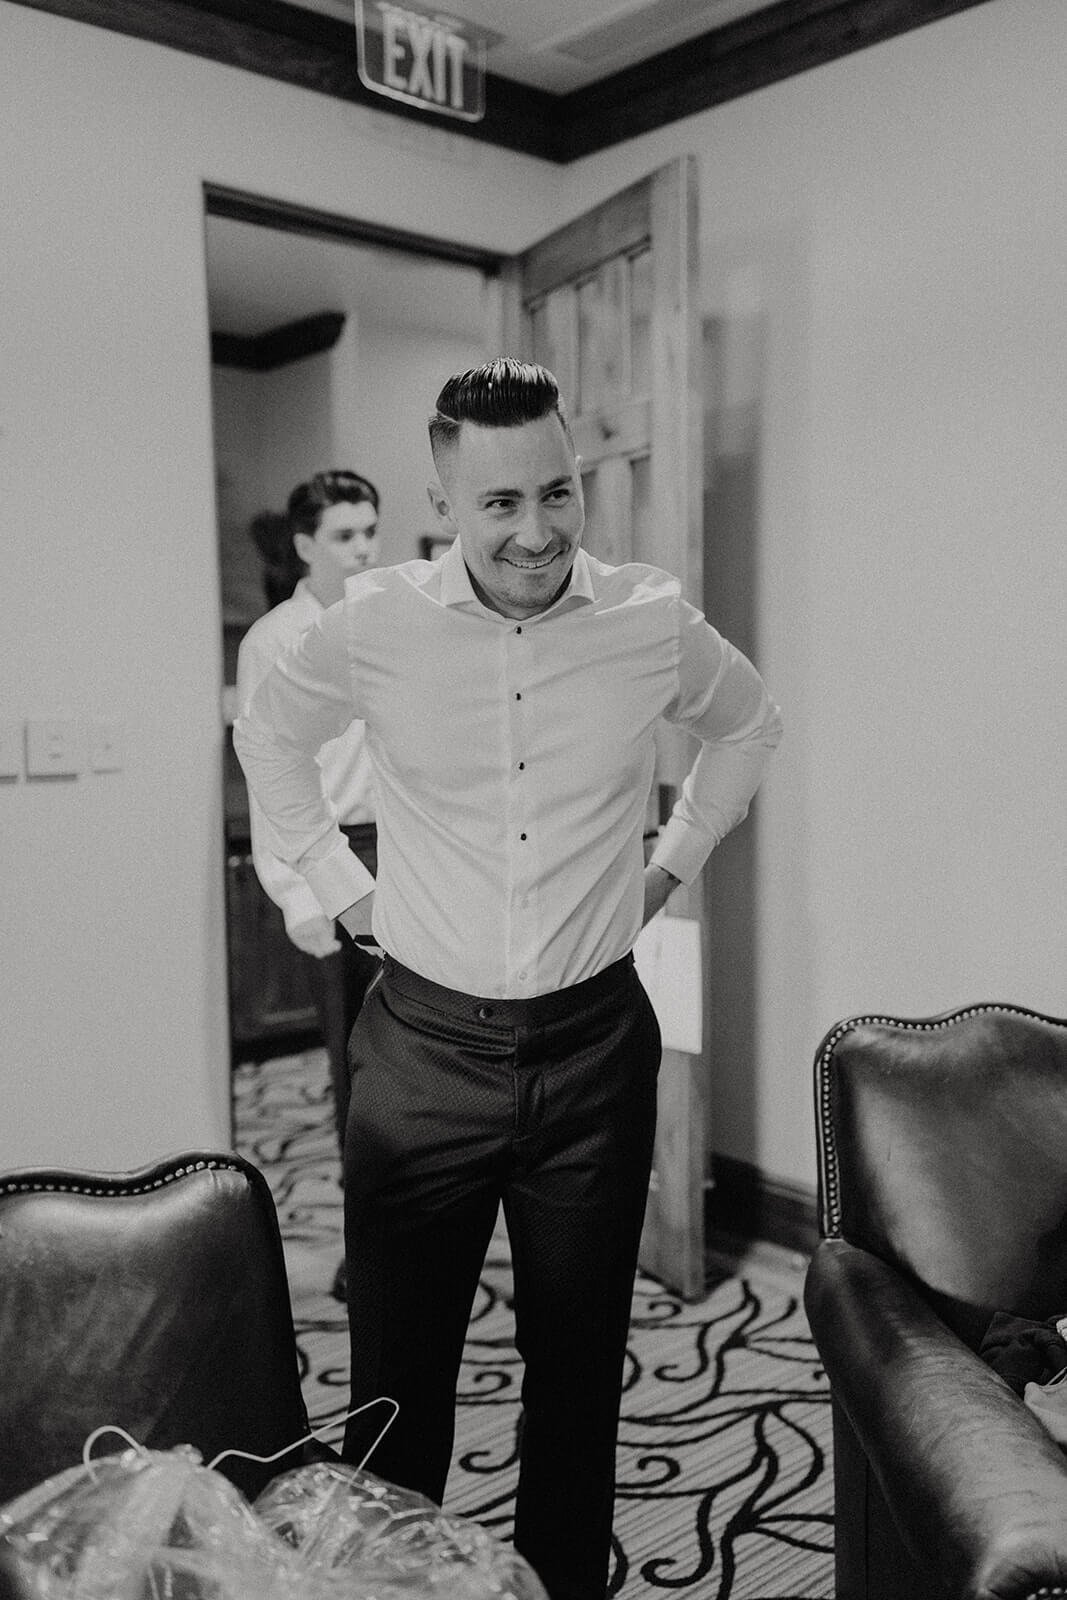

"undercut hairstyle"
[287, 469, 380, 541]
[428, 359, 573, 473]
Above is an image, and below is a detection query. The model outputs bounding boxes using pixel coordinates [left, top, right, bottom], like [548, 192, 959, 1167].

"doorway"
[203, 190, 497, 1081]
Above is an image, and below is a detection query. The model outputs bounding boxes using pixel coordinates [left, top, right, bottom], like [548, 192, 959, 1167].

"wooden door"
[500, 158, 707, 1299]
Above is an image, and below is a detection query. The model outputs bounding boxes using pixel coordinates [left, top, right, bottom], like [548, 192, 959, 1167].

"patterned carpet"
[233, 1049, 833, 1600]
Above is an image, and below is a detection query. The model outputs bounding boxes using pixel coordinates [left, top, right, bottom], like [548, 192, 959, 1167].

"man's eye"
[545, 488, 571, 504]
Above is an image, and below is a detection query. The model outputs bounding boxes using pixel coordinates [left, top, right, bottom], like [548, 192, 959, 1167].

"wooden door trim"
[204, 184, 506, 276]
[518, 179, 651, 302]
[572, 400, 650, 468]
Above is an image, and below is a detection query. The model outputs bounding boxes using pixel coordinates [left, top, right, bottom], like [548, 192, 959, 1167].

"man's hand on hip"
[288, 914, 341, 958]
[642, 863, 680, 926]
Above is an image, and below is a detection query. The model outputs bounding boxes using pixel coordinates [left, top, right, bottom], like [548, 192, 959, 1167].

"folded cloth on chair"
[1024, 1369, 1067, 1446]
[979, 1311, 1067, 1395]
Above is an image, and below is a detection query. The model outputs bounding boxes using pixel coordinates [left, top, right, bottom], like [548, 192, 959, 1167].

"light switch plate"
[25, 718, 81, 777]
[89, 720, 124, 773]
[0, 719, 22, 778]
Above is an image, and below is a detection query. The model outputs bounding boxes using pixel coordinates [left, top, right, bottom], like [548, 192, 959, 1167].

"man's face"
[429, 414, 585, 620]
[295, 499, 379, 601]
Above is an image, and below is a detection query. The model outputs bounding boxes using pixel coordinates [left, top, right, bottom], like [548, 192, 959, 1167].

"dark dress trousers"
[341, 950, 661, 1600]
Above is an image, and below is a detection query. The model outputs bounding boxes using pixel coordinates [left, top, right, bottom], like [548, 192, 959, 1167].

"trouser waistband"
[379, 953, 635, 1029]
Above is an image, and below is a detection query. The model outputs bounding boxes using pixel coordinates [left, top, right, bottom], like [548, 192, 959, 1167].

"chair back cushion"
[0, 1152, 309, 1506]
[815, 1005, 1067, 1342]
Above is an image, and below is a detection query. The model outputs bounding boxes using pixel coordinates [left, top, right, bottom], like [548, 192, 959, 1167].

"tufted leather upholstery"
[804, 1005, 1067, 1600]
[0, 1151, 312, 1509]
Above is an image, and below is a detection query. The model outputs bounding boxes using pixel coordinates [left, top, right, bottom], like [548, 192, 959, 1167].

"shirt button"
[477, 1004, 493, 1020]
[515, 626, 522, 634]
[518, 762, 525, 771]
[515, 692, 522, 701]
[517, 970, 527, 981]
[520, 832, 527, 841]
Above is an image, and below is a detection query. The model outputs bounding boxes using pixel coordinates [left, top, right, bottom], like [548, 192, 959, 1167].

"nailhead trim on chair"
[0, 1155, 245, 1200]
[815, 1004, 1067, 1239]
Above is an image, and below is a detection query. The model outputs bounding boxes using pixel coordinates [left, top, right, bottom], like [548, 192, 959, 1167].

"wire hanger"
[81, 1396, 399, 1481]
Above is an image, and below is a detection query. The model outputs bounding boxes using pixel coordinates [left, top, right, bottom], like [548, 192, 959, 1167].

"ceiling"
[205, 214, 489, 339]
[288, 0, 774, 94]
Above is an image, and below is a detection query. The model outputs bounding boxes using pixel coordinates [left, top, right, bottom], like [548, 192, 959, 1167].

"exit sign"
[355, 3, 494, 123]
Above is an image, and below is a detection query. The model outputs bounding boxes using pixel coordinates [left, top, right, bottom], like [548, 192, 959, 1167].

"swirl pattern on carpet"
[234, 1049, 833, 1599]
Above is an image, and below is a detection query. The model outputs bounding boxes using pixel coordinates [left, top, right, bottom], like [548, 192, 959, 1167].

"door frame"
[204, 184, 506, 275]
[207, 186, 711, 1300]
[204, 183, 509, 1149]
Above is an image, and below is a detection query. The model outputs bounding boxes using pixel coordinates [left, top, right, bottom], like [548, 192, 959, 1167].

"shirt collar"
[293, 577, 322, 612]
[439, 538, 596, 620]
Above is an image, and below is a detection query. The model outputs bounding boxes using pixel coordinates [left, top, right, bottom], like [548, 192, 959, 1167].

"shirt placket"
[503, 620, 540, 998]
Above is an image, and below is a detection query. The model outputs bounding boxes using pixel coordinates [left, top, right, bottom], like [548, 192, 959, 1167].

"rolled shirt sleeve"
[650, 598, 783, 886]
[233, 602, 374, 920]
[235, 620, 329, 934]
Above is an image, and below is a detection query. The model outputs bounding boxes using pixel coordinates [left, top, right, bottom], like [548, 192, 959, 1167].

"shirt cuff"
[304, 838, 376, 921]
[279, 882, 330, 936]
[649, 815, 716, 888]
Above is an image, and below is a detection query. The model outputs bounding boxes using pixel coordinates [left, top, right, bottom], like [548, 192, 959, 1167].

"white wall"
[557, 0, 1067, 1184]
[4, 0, 1064, 1196]
[0, 1, 558, 1172]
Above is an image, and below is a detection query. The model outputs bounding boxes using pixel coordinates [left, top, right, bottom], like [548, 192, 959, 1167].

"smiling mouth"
[502, 551, 558, 571]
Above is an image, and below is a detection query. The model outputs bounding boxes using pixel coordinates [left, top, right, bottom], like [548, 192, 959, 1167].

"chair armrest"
[805, 1238, 1067, 1600]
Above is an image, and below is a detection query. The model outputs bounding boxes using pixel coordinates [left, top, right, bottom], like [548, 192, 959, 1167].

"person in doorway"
[235, 469, 382, 1303]
[234, 360, 783, 1600]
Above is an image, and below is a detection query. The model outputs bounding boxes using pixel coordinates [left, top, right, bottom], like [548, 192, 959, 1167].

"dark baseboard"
[706, 1153, 818, 1257]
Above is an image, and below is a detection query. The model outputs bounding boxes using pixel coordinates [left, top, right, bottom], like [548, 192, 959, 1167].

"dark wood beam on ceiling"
[12, 0, 1001, 166]
[10, 0, 565, 162]
[560, 0, 1000, 160]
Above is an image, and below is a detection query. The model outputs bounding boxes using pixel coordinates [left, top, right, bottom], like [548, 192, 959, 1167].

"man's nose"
[513, 507, 551, 553]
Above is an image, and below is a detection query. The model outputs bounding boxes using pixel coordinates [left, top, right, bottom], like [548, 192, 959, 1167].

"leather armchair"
[0, 1150, 314, 1510]
[803, 1004, 1067, 1600]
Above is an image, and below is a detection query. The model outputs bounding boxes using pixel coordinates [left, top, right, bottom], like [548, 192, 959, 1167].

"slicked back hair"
[287, 470, 379, 542]
[429, 359, 573, 474]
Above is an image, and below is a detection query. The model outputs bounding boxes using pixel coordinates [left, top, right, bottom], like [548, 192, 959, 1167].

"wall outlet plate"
[0, 719, 22, 778]
[25, 718, 81, 777]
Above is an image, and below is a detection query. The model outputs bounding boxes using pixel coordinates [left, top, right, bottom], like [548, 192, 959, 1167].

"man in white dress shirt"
[236, 471, 381, 1302]
[235, 361, 782, 1600]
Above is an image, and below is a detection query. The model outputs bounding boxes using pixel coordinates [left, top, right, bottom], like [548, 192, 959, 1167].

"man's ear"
[427, 481, 457, 534]
[292, 530, 316, 567]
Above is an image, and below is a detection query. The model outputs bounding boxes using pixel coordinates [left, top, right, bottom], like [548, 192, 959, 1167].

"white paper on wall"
[633, 915, 703, 1056]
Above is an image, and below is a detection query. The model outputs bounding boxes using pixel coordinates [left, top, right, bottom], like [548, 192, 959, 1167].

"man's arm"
[233, 603, 375, 923]
[236, 619, 345, 955]
[651, 599, 783, 888]
[642, 862, 680, 925]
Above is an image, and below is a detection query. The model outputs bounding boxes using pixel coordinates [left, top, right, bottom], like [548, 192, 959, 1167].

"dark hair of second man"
[287, 470, 380, 540]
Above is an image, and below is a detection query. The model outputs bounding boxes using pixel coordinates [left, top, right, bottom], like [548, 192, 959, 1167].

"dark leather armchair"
[804, 1004, 1067, 1600]
[0, 1150, 313, 1511]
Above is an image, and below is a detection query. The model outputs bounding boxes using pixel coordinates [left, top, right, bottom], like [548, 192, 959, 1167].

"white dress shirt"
[235, 578, 376, 934]
[234, 541, 782, 998]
